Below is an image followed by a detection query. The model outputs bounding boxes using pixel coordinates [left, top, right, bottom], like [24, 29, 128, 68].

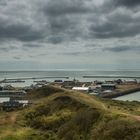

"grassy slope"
[0, 86, 140, 140]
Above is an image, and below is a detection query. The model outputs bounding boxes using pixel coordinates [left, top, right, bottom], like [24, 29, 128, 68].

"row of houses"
[1, 98, 29, 111]
[72, 83, 116, 93]
[0, 84, 29, 111]
[70, 79, 138, 94]
[0, 85, 15, 91]
[0, 90, 27, 98]
[49, 78, 138, 95]
[94, 79, 138, 85]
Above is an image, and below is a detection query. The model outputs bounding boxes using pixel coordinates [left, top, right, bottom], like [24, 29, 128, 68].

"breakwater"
[1, 76, 69, 81]
[101, 87, 140, 99]
[83, 75, 140, 79]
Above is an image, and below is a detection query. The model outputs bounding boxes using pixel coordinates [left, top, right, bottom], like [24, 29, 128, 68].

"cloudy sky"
[0, 0, 140, 70]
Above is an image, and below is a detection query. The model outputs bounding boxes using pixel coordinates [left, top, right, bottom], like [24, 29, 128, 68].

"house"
[101, 84, 116, 90]
[0, 90, 27, 97]
[2, 85, 15, 90]
[2, 100, 22, 111]
[63, 80, 75, 86]
[94, 80, 103, 85]
[91, 85, 101, 89]
[0, 97, 10, 104]
[103, 90, 113, 94]
[124, 79, 137, 84]
[16, 100, 29, 107]
[62, 80, 75, 89]
[105, 80, 114, 84]
[115, 79, 123, 84]
[0, 86, 2, 91]
[23, 86, 33, 92]
[2, 99, 29, 111]
[54, 80, 63, 83]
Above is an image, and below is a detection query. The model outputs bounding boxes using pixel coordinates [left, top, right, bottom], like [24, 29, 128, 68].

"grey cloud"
[0, 23, 46, 41]
[105, 46, 131, 52]
[61, 52, 82, 56]
[28, 53, 48, 58]
[0, 0, 140, 49]
[0, 0, 88, 44]
[41, 0, 95, 43]
[60, 49, 94, 56]
[113, 0, 140, 8]
[90, 22, 140, 38]
[0, 0, 47, 42]
[1, 0, 140, 45]
[13, 56, 21, 60]
[105, 45, 140, 52]
[47, 36, 64, 44]
[0, 47, 9, 52]
[23, 43, 43, 48]
[45, 15, 84, 43]
[47, 16, 74, 33]
[0, 45, 18, 52]
[89, 6, 140, 39]
[0, 0, 140, 70]
[42, 0, 140, 42]
[43, 0, 91, 16]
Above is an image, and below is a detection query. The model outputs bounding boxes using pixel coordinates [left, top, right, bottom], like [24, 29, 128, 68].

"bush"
[58, 108, 100, 139]
[28, 85, 64, 99]
[92, 119, 140, 140]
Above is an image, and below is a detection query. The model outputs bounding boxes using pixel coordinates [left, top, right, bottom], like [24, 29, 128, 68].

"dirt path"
[120, 112, 140, 122]
[0, 112, 18, 125]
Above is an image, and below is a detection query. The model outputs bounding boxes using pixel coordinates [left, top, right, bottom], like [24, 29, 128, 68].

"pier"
[0, 76, 69, 82]
[100, 85, 140, 99]
[83, 76, 140, 79]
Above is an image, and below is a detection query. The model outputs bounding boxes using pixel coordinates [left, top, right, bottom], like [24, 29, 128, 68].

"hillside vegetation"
[0, 86, 140, 140]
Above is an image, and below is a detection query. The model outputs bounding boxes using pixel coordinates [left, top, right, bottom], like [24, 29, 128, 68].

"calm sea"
[0, 70, 140, 80]
[0, 70, 140, 101]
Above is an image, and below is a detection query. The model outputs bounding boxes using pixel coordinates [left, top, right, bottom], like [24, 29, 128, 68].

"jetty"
[83, 75, 140, 79]
[100, 84, 140, 99]
[0, 76, 69, 82]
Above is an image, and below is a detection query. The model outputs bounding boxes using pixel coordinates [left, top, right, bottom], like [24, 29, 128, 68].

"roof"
[16, 100, 29, 104]
[101, 84, 116, 86]
[103, 90, 113, 93]
[125, 80, 137, 82]
[0, 90, 26, 93]
[0, 97, 10, 103]
[72, 87, 89, 91]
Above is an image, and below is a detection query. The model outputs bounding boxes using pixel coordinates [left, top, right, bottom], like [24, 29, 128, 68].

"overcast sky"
[0, 0, 140, 70]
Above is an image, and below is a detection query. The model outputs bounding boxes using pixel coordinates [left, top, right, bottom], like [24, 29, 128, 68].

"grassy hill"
[0, 86, 140, 140]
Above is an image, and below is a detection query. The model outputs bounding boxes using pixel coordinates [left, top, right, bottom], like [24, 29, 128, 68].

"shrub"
[58, 108, 100, 139]
[92, 119, 140, 140]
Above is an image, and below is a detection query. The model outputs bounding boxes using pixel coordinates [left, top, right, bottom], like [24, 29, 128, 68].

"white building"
[72, 87, 90, 92]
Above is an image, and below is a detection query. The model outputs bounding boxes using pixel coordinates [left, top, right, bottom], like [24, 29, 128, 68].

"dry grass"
[0, 112, 18, 125]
